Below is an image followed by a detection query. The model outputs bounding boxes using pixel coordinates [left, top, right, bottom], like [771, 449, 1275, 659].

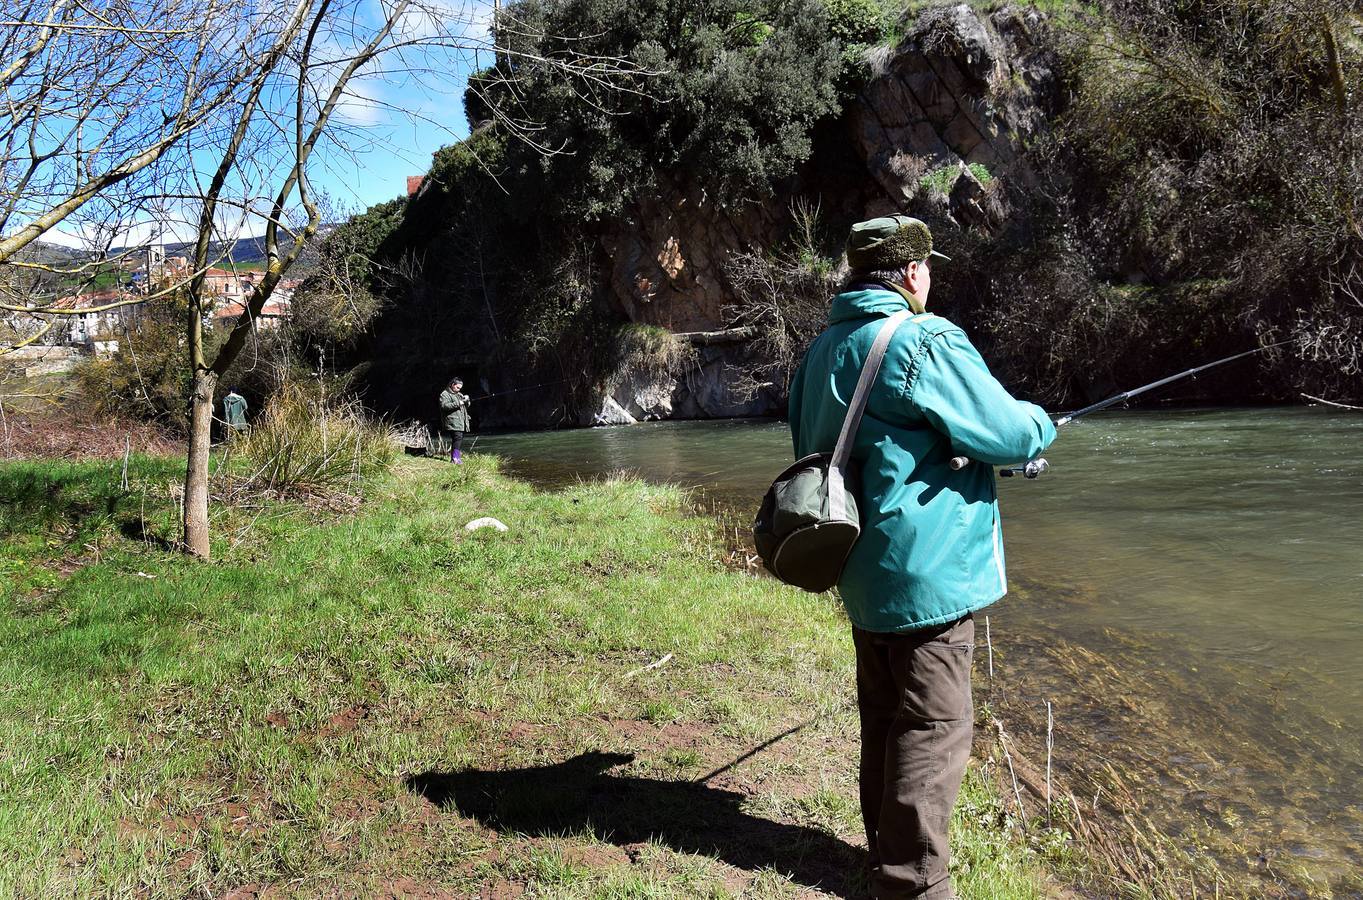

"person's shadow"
[405, 751, 863, 896]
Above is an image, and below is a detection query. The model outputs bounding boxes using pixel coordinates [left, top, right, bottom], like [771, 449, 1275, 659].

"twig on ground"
[985, 615, 994, 700]
[624, 652, 673, 679]
[995, 719, 1029, 828]
[1046, 700, 1054, 826]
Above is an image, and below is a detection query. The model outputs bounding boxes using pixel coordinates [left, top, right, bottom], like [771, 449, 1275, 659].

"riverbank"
[1, 453, 1070, 897]
[478, 411, 1363, 897]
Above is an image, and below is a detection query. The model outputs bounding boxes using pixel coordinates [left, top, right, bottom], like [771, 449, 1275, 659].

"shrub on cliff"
[997, 0, 1363, 400]
[290, 198, 406, 351]
[472, 0, 854, 219]
[725, 201, 844, 400]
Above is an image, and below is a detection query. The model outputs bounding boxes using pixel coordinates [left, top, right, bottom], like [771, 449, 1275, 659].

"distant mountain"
[25, 241, 92, 265]
[122, 225, 336, 268]
[143, 236, 269, 266]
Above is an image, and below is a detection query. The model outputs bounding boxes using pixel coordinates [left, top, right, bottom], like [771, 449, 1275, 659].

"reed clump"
[227, 383, 394, 497]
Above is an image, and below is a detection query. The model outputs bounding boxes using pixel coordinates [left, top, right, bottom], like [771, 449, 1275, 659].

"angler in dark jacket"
[439, 377, 472, 464]
[789, 216, 1054, 899]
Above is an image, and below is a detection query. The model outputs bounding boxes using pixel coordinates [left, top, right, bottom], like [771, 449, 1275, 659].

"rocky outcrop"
[852, 4, 1054, 227]
[586, 327, 775, 426]
[594, 367, 674, 425]
[599, 183, 785, 335]
[573, 5, 1055, 426]
[592, 396, 638, 426]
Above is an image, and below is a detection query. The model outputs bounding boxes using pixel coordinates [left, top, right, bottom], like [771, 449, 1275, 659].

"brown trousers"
[853, 614, 975, 900]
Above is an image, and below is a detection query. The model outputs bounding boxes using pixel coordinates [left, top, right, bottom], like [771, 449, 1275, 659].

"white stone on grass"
[464, 517, 509, 533]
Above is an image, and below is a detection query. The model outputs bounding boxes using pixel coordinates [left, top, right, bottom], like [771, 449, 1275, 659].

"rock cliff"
[585, 3, 1057, 426]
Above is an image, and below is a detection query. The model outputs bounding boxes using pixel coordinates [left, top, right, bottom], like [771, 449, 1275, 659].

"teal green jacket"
[788, 287, 1056, 632]
[223, 392, 248, 429]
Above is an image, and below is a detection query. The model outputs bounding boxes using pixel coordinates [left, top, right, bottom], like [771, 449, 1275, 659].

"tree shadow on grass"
[118, 517, 177, 551]
[406, 751, 863, 897]
[0, 467, 116, 535]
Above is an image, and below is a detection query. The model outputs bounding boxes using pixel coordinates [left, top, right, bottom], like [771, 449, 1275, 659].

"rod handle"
[949, 456, 970, 470]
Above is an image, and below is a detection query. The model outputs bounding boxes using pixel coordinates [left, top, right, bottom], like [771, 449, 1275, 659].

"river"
[476, 408, 1363, 896]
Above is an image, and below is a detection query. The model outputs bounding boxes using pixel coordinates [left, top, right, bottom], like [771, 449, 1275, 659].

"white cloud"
[397, 0, 494, 43]
[334, 80, 388, 126]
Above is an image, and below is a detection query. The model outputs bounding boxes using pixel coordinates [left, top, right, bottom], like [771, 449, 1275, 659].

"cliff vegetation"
[311, 0, 1363, 425]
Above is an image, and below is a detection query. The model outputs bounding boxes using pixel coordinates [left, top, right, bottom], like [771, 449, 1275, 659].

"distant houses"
[51, 288, 141, 355]
[209, 298, 291, 331]
[39, 262, 302, 355]
[207, 272, 300, 331]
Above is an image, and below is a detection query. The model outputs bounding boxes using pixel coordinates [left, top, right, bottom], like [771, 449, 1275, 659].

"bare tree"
[1, 0, 655, 557]
[724, 199, 843, 400]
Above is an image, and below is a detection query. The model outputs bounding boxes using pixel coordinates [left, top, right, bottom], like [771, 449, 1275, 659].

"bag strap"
[828, 310, 918, 521]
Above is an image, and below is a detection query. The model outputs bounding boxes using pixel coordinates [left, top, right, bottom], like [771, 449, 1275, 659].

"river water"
[477, 409, 1363, 896]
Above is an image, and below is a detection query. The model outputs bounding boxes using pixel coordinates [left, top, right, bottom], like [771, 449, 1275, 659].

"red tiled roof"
[212, 301, 287, 320]
[407, 175, 426, 196]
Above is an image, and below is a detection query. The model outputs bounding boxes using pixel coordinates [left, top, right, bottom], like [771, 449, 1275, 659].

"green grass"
[919, 164, 962, 197]
[0, 454, 1063, 897]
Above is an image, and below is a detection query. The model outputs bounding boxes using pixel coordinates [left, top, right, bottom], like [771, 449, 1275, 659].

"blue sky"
[317, 101, 472, 213]
[293, 0, 493, 217]
[40, 0, 491, 249]
[309, 18, 489, 216]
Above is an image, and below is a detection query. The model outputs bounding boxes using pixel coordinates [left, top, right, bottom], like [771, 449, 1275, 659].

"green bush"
[823, 0, 893, 92]
[969, 0, 1363, 402]
[290, 198, 405, 350]
[608, 323, 698, 388]
[477, 0, 847, 219]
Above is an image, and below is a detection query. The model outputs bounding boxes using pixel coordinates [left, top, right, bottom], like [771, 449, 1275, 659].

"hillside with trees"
[295, 0, 1363, 426]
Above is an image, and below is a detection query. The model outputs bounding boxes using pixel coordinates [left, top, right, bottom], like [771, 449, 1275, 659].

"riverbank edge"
[1, 452, 1081, 897]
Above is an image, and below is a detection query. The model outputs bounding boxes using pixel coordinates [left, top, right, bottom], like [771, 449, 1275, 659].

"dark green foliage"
[291, 198, 405, 350]
[479, 0, 849, 219]
[971, 0, 1363, 402]
[825, 0, 892, 90]
[355, 0, 866, 421]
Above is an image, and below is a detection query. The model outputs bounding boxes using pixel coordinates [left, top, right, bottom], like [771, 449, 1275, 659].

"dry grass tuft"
[221, 384, 394, 498]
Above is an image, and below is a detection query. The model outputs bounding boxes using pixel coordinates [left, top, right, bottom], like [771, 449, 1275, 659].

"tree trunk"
[183, 370, 218, 559]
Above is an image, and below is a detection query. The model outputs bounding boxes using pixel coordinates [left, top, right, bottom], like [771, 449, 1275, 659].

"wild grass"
[0, 454, 1063, 897]
[227, 384, 395, 495]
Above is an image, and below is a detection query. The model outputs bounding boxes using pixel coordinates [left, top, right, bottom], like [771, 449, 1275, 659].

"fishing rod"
[949, 339, 1294, 478]
[469, 379, 571, 402]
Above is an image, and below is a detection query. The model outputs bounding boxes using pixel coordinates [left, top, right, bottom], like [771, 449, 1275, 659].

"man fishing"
[788, 216, 1054, 899]
[439, 376, 472, 464]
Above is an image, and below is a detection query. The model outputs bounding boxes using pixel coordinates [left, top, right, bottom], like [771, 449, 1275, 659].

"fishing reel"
[999, 458, 1049, 479]
[948, 455, 1050, 479]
